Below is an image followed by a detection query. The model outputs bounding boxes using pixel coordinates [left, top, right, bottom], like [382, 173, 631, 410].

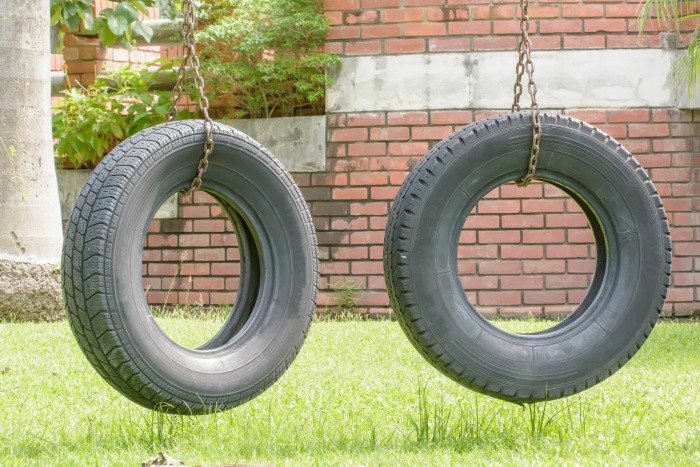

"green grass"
[0, 319, 698, 466]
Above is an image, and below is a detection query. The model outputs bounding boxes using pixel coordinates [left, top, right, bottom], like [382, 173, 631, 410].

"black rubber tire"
[384, 112, 671, 403]
[62, 121, 318, 414]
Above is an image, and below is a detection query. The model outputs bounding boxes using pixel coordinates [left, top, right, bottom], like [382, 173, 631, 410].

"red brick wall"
[55, 0, 698, 317]
[322, 0, 673, 56]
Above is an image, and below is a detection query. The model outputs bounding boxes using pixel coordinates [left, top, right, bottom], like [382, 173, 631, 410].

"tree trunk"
[0, 1, 64, 321]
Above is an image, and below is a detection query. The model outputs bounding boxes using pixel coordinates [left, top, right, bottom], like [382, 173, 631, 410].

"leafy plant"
[196, 0, 339, 118]
[50, 0, 157, 50]
[53, 60, 189, 169]
[639, 0, 700, 96]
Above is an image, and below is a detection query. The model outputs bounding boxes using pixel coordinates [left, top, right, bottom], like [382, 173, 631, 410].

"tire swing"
[384, 0, 671, 403]
[62, 0, 318, 414]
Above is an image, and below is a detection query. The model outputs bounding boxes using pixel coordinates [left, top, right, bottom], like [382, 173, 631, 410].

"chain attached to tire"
[511, 0, 541, 188]
[166, 0, 214, 195]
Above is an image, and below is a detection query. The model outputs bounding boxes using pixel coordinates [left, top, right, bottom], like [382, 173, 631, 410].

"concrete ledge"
[219, 115, 327, 172]
[327, 49, 684, 112]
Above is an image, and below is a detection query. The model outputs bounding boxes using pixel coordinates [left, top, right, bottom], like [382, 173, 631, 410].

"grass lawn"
[0, 318, 698, 466]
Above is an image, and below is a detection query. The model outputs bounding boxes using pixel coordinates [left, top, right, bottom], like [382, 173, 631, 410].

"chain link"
[167, 0, 214, 195]
[511, 0, 541, 188]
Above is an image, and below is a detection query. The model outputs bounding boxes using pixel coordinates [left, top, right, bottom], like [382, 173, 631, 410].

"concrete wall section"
[220, 116, 327, 172]
[327, 50, 678, 112]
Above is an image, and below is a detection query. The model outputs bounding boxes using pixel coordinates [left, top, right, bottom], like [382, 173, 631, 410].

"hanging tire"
[62, 121, 318, 414]
[384, 112, 671, 403]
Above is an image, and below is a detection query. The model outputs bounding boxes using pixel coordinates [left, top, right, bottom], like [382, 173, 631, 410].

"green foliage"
[52, 61, 189, 169]
[50, 0, 157, 50]
[0, 320, 699, 464]
[639, 0, 700, 96]
[196, 0, 339, 118]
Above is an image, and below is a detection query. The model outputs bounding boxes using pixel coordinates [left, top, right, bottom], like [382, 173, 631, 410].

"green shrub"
[50, 0, 156, 50]
[53, 61, 189, 169]
[196, 0, 339, 118]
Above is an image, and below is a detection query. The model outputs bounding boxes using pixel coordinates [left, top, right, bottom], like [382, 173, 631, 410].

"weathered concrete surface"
[56, 169, 178, 223]
[327, 49, 680, 112]
[0, 260, 63, 322]
[219, 116, 327, 172]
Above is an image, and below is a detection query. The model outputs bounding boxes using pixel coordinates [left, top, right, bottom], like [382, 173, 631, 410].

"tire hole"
[141, 190, 245, 349]
[459, 181, 597, 334]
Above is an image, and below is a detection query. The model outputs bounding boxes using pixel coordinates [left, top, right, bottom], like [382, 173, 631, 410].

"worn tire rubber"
[384, 112, 671, 403]
[62, 121, 318, 414]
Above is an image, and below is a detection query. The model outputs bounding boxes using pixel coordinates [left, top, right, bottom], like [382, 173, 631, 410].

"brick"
[546, 274, 590, 289]
[347, 112, 386, 126]
[427, 6, 469, 21]
[148, 263, 179, 276]
[369, 216, 388, 230]
[480, 291, 521, 306]
[493, 20, 521, 34]
[605, 4, 640, 18]
[383, 8, 424, 23]
[180, 205, 210, 218]
[211, 234, 237, 247]
[562, 4, 604, 17]
[321, 261, 350, 275]
[333, 187, 368, 200]
[546, 244, 590, 258]
[362, 0, 400, 7]
[344, 10, 380, 24]
[501, 275, 543, 290]
[464, 214, 500, 229]
[500, 183, 543, 198]
[388, 112, 429, 125]
[502, 245, 544, 259]
[653, 139, 692, 152]
[540, 19, 582, 34]
[210, 293, 237, 305]
[356, 292, 390, 307]
[405, 22, 446, 37]
[523, 229, 565, 244]
[412, 126, 454, 140]
[331, 217, 368, 230]
[362, 24, 402, 38]
[429, 38, 471, 52]
[350, 172, 388, 185]
[385, 38, 426, 54]
[332, 128, 368, 142]
[431, 111, 472, 125]
[629, 124, 669, 138]
[523, 259, 566, 273]
[193, 219, 227, 232]
[351, 261, 383, 274]
[546, 213, 588, 228]
[478, 260, 522, 274]
[370, 127, 410, 140]
[530, 36, 562, 49]
[563, 36, 605, 49]
[194, 248, 226, 262]
[371, 186, 401, 200]
[651, 168, 692, 182]
[299, 187, 332, 201]
[332, 246, 369, 260]
[568, 228, 595, 243]
[584, 19, 626, 32]
[328, 26, 361, 39]
[212, 263, 240, 275]
[350, 202, 388, 215]
[524, 290, 567, 305]
[458, 245, 498, 259]
[462, 276, 499, 290]
[477, 199, 521, 214]
[348, 142, 386, 156]
[473, 36, 517, 50]
[565, 109, 607, 124]
[147, 234, 178, 248]
[345, 41, 382, 55]
[478, 230, 521, 243]
[606, 109, 650, 124]
[459, 229, 477, 243]
[350, 230, 384, 245]
[370, 157, 413, 170]
[448, 21, 491, 35]
[178, 234, 209, 247]
[180, 263, 211, 276]
[324, 0, 360, 10]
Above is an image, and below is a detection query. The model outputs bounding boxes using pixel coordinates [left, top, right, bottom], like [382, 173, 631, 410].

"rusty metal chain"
[511, 0, 541, 188]
[167, 0, 214, 195]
